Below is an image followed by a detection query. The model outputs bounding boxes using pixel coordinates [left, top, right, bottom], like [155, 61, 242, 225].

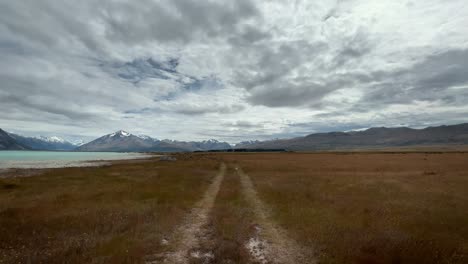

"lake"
[0, 151, 151, 169]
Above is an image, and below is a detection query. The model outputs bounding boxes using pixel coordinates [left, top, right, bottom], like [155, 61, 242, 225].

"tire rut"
[236, 166, 314, 264]
[146, 163, 226, 264]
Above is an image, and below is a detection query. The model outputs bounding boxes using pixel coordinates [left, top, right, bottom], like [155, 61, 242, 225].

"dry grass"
[0, 155, 219, 263]
[2, 152, 468, 264]
[208, 165, 253, 263]
[220, 152, 468, 264]
[188, 164, 254, 264]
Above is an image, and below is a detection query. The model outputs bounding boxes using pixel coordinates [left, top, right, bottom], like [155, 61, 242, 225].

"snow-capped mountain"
[137, 134, 159, 141]
[195, 139, 231, 150]
[37, 136, 66, 143]
[108, 130, 131, 137]
[71, 139, 86, 146]
[5, 123, 468, 152]
[76, 130, 232, 152]
[8, 133, 78, 150]
[5, 129, 232, 152]
[76, 130, 186, 152]
[160, 138, 231, 151]
[234, 140, 261, 148]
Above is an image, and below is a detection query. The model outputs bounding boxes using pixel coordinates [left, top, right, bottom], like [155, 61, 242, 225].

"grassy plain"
[0, 155, 219, 263]
[220, 152, 468, 264]
[1, 152, 468, 263]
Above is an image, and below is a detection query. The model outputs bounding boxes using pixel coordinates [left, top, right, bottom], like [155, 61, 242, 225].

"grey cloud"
[232, 29, 374, 108]
[101, 57, 180, 84]
[174, 104, 245, 115]
[321, 0, 357, 22]
[223, 120, 262, 128]
[182, 76, 224, 92]
[102, 0, 259, 44]
[228, 25, 272, 46]
[1, 0, 467, 143]
[123, 108, 152, 115]
[102, 57, 223, 96]
[0, 0, 104, 55]
[233, 40, 327, 89]
[413, 50, 468, 91]
[0, 64, 146, 128]
[239, 26, 272, 43]
[0, 93, 96, 121]
[362, 49, 468, 106]
[322, 0, 344, 21]
[330, 29, 374, 68]
[233, 120, 259, 128]
[289, 121, 366, 134]
[247, 81, 331, 107]
[243, 44, 468, 109]
[0, 0, 260, 57]
[246, 72, 363, 107]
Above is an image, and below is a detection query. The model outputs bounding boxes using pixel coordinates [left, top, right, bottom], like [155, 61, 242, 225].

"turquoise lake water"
[0, 151, 143, 161]
[0, 151, 151, 169]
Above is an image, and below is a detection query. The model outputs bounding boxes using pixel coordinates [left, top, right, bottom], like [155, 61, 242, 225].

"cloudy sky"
[1, 0, 468, 143]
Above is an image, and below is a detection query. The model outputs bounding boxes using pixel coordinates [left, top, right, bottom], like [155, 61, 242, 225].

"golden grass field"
[220, 152, 468, 264]
[1, 152, 468, 263]
[0, 155, 219, 263]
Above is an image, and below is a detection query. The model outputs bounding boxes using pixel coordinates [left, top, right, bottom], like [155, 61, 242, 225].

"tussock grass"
[0, 155, 218, 263]
[208, 165, 253, 263]
[221, 152, 468, 264]
[2, 152, 467, 263]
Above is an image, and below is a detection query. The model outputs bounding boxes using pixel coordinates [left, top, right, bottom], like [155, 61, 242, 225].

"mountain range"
[2, 123, 468, 152]
[237, 123, 468, 151]
[0, 129, 233, 152]
[9, 133, 77, 151]
[76, 130, 231, 152]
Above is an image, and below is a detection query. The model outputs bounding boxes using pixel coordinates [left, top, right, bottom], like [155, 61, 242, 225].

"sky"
[1, 0, 468, 143]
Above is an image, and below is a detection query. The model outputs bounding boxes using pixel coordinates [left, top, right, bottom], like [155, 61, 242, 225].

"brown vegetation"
[207, 165, 253, 264]
[0, 156, 219, 263]
[220, 152, 468, 264]
[1, 152, 468, 263]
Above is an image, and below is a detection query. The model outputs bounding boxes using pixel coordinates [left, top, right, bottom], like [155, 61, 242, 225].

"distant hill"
[6, 123, 468, 152]
[162, 139, 232, 151]
[9, 133, 78, 151]
[236, 123, 468, 151]
[0, 129, 30, 150]
[234, 140, 261, 149]
[76, 130, 232, 152]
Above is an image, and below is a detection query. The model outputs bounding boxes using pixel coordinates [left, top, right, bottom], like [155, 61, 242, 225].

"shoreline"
[0, 154, 156, 178]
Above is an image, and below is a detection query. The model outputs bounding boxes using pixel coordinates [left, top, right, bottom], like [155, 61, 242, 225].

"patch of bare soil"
[236, 166, 313, 264]
[146, 163, 226, 264]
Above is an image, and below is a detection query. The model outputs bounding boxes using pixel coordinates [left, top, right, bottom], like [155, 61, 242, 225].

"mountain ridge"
[8, 133, 78, 151]
[236, 123, 468, 151]
[0, 129, 30, 150]
[76, 130, 232, 152]
[3, 123, 468, 152]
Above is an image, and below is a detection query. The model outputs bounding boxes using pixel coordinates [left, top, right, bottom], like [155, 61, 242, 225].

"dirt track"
[146, 163, 226, 264]
[146, 163, 311, 264]
[236, 166, 312, 264]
